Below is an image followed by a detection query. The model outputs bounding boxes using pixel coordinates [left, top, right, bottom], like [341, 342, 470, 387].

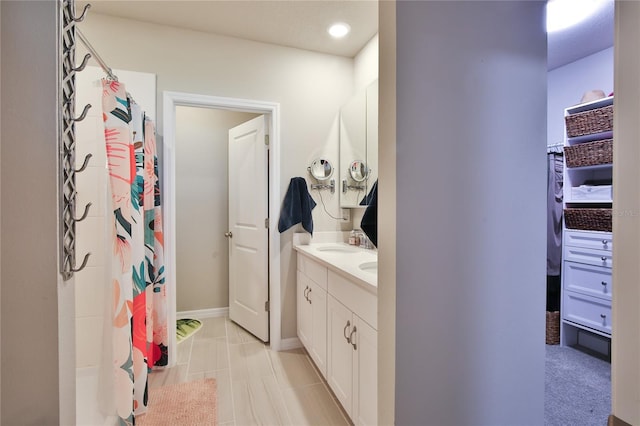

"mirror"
[308, 158, 334, 181]
[349, 160, 369, 182]
[339, 80, 378, 207]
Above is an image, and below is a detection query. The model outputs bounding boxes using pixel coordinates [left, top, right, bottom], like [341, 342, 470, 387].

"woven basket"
[546, 311, 560, 345]
[565, 104, 613, 138]
[564, 139, 613, 168]
[564, 208, 612, 232]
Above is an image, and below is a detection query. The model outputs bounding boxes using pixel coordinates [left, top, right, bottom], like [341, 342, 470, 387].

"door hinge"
[265, 300, 270, 312]
[265, 218, 269, 228]
[264, 134, 270, 146]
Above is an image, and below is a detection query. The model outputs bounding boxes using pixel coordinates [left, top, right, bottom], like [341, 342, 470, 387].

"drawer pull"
[601, 257, 607, 261]
[600, 314, 607, 319]
[601, 281, 607, 286]
[602, 240, 609, 246]
[350, 326, 357, 350]
[344, 321, 351, 343]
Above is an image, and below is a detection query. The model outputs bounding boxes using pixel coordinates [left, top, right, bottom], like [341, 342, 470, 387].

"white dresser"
[562, 229, 612, 340]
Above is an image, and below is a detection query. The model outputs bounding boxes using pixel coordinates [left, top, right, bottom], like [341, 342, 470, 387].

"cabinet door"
[327, 295, 354, 416]
[309, 280, 327, 376]
[297, 272, 312, 350]
[353, 317, 377, 426]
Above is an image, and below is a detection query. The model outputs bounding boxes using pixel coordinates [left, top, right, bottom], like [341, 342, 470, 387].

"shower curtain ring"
[73, 104, 92, 122]
[75, 153, 93, 173]
[72, 202, 92, 222]
[70, 252, 91, 273]
[72, 4, 91, 22]
[72, 54, 92, 72]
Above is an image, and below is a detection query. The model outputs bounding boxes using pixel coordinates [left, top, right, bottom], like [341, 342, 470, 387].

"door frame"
[163, 91, 282, 365]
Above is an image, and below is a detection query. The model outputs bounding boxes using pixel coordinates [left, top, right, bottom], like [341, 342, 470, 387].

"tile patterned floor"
[148, 317, 352, 426]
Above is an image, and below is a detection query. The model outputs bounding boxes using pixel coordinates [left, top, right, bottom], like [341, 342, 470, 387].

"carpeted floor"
[545, 345, 611, 426]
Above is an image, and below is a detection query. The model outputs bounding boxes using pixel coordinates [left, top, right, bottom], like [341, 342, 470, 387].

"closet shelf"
[567, 130, 613, 145]
[566, 163, 612, 172]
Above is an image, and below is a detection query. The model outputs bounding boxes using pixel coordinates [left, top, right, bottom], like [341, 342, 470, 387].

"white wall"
[547, 47, 614, 146]
[394, 2, 546, 424]
[175, 107, 257, 312]
[354, 34, 379, 93]
[612, 2, 640, 423]
[79, 13, 354, 339]
[1, 1, 61, 423]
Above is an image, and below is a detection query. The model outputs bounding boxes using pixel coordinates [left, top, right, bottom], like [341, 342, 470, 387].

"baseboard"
[177, 307, 229, 319]
[608, 414, 633, 426]
[279, 337, 302, 351]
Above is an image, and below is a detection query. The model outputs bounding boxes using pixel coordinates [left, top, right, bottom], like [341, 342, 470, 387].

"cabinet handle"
[601, 281, 607, 286]
[307, 287, 312, 304]
[350, 326, 357, 350]
[602, 239, 609, 246]
[344, 321, 351, 343]
[601, 256, 607, 262]
[600, 314, 607, 319]
[303, 286, 309, 301]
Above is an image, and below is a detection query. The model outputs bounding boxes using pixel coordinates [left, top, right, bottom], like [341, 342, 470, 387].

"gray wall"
[175, 107, 258, 312]
[1, 1, 61, 424]
[394, 2, 547, 424]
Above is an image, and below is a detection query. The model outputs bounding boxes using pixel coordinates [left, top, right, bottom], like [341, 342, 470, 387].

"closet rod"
[76, 29, 118, 81]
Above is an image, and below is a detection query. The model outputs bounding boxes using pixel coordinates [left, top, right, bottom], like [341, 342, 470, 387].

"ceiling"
[79, 0, 614, 69]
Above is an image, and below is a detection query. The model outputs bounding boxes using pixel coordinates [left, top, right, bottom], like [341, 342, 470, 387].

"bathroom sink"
[359, 261, 377, 273]
[316, 245, 359, 253]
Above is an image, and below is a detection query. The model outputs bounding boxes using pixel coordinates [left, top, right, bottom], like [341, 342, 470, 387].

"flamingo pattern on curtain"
[101, 79, 168, 425]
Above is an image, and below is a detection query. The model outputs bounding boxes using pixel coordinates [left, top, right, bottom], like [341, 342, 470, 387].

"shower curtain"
[102, 79, 168, 425]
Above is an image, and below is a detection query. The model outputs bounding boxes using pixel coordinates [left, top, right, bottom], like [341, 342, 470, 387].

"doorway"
[163, 91, 283, 367]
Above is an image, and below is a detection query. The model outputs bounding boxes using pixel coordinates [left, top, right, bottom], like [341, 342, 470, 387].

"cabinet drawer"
[297, 254, 328, 290]
[563, 261, 612, 300]
[563, 291, 611, 335]
[564, 230, 612, 251]
[328, 271, 377, 330]
[563, 245, 612, 268]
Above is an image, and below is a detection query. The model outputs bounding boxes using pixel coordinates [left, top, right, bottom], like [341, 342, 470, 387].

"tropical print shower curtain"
[102, 79, 168, 425]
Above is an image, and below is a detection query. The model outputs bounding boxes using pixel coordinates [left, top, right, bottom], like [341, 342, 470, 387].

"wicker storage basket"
[546, 311, 560, 345]
[565, 104, 613, 138]
[564, 139, 613, 168]
[564, 208, 612, 232]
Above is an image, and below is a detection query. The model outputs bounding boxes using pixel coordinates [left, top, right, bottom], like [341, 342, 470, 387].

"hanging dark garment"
[547, 152, 563, 276]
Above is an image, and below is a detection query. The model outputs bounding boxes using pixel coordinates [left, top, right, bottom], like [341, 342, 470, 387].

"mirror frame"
[308, 158, 334, 181]
[349, 160, 370, 182]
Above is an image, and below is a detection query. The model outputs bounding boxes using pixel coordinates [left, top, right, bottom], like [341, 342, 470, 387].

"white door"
[228, 115, 269, 342]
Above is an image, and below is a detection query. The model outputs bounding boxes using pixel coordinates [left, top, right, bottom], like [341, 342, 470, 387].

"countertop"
[293, 242, 377, 293]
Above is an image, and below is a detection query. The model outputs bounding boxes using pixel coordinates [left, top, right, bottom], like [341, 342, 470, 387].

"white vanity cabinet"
[296, 255, 328, 376]
[327, 293, 377, 426]
[295, 247, 378, 426]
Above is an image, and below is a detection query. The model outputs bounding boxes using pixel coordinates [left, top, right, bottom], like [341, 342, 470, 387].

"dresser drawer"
[563, 246, 612, 268]
[564, 230, 612, 251]
[563, 292, 611, 335]
[563, 261, 612, 300]
[297, 254, 328, 290]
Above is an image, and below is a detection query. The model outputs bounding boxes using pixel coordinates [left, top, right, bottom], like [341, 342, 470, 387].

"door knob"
[224, 231, 233, 238]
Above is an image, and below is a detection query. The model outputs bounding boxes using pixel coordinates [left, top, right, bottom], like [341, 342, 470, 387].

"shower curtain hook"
[73, 104, 92, 122]
[70, 252, 91, 273]
[75, 153, 93, 173]
[72, 4, 91, 22]
[72, 53, 92, 72]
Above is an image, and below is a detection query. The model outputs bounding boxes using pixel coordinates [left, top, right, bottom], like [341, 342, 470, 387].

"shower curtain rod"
[76, 29, 118, 81]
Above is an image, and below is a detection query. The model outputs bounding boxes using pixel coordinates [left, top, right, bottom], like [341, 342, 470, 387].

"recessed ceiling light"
[328, 22, 351, 39]
[546, 0, 610, 33]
